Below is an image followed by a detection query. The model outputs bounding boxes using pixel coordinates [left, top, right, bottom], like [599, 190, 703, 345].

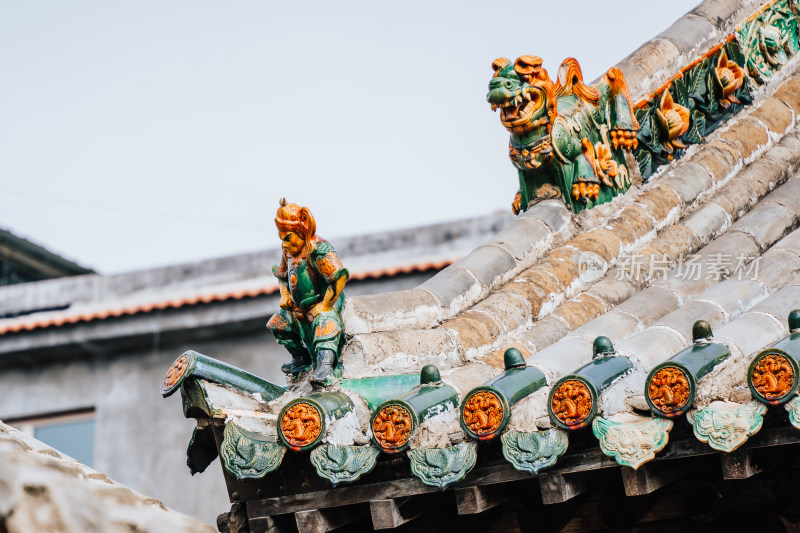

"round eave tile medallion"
[463, 390, 504, 438]
[280, 402, 323, 449]
[648, 365, 691, 415]
[551, 379, 593, 427]
[372, 404, 413, 452]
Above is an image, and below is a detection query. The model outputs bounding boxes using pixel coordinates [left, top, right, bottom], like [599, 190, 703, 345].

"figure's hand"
[309, 302, 332, 320]
[279, 293, 294, 310]
[512, 192, 522, 215]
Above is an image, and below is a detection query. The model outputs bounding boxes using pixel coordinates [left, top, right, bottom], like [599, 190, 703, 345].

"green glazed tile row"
[635, 0, 799, 180]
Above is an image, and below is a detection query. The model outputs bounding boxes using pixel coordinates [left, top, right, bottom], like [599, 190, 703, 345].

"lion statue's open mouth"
[487, 71, 545, 130]
[498, 93, 542, 128]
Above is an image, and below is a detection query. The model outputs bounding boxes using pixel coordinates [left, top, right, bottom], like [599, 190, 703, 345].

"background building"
[0, 228, 92, 287]
[0, 212, 510, 524]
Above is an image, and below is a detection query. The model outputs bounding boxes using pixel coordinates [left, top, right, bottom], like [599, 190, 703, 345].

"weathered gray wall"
[0, 331, 279, 525]
[0, 271, 432, 525]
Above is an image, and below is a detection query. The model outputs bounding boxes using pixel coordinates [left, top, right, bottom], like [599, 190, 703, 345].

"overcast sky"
[0, 1, 700, 274]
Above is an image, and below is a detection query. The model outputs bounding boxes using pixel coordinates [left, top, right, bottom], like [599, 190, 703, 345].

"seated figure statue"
[266, 199, 349, 385]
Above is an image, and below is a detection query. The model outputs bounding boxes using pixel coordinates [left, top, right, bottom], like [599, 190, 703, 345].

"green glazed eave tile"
[592, 416, 673, 469]
[408, 442, 477, 489]
[500, 429, 569, 475]
[220, 421, 286, 480]
[687, 400, 767, 453]
[310, 444, 380, 486]
[181, 379, 221, 418]
[339, 374, 421, 411]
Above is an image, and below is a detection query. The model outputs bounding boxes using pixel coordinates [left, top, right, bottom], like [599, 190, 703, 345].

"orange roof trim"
[0, 260, 452, 335]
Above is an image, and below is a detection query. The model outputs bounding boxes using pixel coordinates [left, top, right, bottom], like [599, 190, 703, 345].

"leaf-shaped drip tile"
[592, 415, 673, 469]
[310, 444, 379, 486]
[186, 424, 218, 475]
[220, 421, 285, 480]
[687, 400, 767, 453]
[500, 429, 568, 474]
[408, 442, 477, 489]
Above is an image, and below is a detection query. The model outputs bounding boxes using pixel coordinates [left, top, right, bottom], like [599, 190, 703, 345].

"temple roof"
[0, 227, 93, 287]
[160, 0, 800, 531]
[4, 0, 799, 530]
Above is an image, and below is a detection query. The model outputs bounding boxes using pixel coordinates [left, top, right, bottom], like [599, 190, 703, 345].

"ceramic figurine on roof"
[267, 199, 349, 385]
[488, 55, 639, 215]
[738, 0, 800, 83]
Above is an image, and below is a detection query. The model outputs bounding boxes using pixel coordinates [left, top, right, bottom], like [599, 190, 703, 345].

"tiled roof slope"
[0, 228, 94, 283]
[342, 0, 777, 337]
[188, 165, 800, 479]
[257, 0, 800, 490]
[343, 89, 800, 376]
[0, 420, 214, 532]
[341, 1, 800, 378]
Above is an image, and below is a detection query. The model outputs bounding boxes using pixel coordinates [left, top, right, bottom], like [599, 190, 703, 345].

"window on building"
[7, 409, 95, 467]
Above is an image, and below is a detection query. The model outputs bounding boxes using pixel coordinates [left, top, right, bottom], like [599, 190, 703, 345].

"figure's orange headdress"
[275, 198, 316, 241]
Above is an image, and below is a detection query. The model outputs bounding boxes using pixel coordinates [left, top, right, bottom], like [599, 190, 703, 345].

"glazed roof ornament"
[633, 40, 752, 180]
[488, 56, 639, 214]
[460, 347, 546, 441]
[592, 336, 615, 359]
[789, 309, 800, 333]
[645, 321, 730, 419]
[692, 320, 713, 344]
[548, 337, 632, 431]
[655, 88, 691, 156]
[748, 310, 800, 406]
[278, 392, 354, 451]
[267, 199, 349, 387]
[371, 365, 458, 454]
[713, 48, 745, 109]
[153, 1, 800, 526]
[738, 0, 800, 83]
